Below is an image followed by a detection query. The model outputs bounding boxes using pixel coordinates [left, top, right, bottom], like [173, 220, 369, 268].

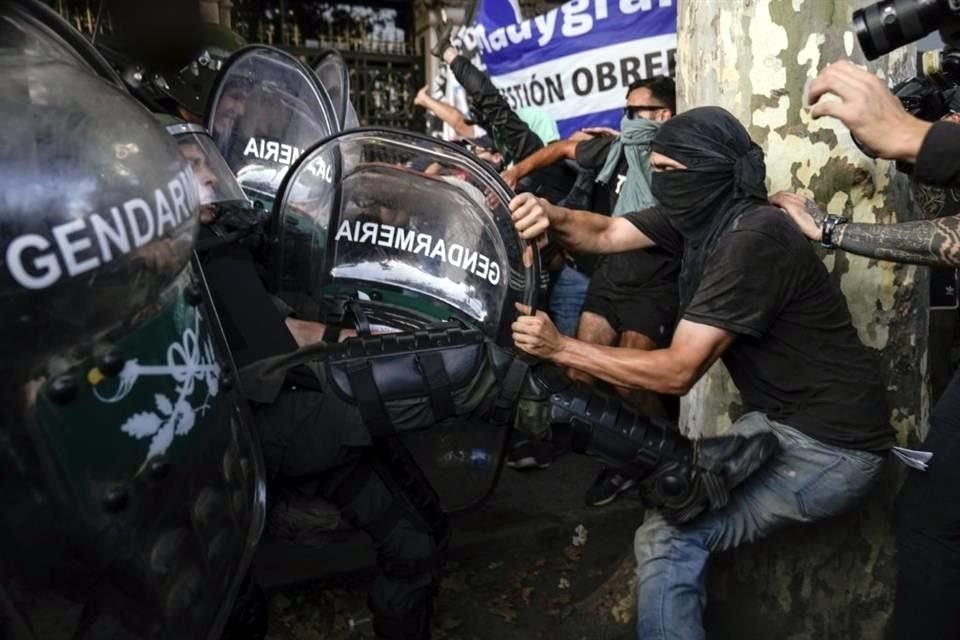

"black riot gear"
[522, 365, 780, 524]
[0, 34, 265, 640]
[186, 46, 778, 639]
[189, 60, 453, 637]
[233, 120, 778, 526]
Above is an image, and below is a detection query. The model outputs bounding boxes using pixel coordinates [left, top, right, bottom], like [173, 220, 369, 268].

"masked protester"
[510, 106, 894, 639]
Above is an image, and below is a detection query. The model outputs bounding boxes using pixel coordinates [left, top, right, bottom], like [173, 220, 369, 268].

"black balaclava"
[650, 106, 768, 307]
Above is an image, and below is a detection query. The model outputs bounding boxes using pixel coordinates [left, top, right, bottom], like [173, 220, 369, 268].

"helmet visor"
[168, 124, 249, 207]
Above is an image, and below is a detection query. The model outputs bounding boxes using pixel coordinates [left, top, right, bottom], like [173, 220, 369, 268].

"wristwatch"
[820, 214, 849, 249]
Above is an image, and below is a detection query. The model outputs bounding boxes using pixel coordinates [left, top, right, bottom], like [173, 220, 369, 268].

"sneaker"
[584, 468, 636, 507]
[506, 438, 552, 470]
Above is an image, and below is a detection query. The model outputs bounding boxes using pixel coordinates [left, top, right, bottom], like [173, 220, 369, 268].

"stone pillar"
[676, 1, 929, 637]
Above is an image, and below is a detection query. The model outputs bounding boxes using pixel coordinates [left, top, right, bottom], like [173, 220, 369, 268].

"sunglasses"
[624, 104, 667, 119]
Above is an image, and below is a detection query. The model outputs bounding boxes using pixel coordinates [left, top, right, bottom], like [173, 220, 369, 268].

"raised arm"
[414, 86, 475, 140]
[501, 139, 578, 190]
[771, 191, 960, 267]
[509, 192, 654, 254]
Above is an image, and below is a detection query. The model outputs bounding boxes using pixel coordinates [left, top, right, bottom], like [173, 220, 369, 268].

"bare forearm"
[511, 141, 575, 180]
[550, 206, 615, 252]
[550, 209, 652, 255]
[419, 96, 473, 138]
[552, 338, 692, 395]
[835, 215, 960, 267]
[285, 318, 356, 346]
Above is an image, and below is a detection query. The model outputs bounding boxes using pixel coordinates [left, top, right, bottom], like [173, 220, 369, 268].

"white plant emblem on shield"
[95, 312, 222, 459]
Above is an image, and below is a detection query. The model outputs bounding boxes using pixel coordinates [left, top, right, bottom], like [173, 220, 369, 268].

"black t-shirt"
[625, 206, 894, 452]
[522, 162, 578, 205]
[575, 136, 679, 311]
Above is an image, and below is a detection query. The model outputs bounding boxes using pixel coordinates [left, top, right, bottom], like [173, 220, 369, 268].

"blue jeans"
[549, 266, 590, 337]
[633, 412, 886, 640]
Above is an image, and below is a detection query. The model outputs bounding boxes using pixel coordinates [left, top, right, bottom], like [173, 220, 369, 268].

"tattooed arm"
[770, 191, 960, 267]
[831, 217, 960, 266]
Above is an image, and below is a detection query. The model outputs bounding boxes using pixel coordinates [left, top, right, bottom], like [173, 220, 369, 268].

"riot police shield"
[273, 128, 537, 344]
[313, 49, 359, 129]
[205, 45, 339, 210]
[0, 53, 265, 640]
[271, 128, 539, 511]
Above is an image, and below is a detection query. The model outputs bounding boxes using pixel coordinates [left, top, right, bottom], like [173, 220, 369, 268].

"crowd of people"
[415, 33, 960, 640]
[7, 1, 960, 638]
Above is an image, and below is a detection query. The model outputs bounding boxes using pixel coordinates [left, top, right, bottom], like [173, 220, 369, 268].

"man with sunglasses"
[503, 78, 682, 510]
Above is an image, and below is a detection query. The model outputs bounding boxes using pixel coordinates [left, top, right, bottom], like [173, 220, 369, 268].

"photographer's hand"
[770, 191, 826, 242]
[808, 60, 932, 163]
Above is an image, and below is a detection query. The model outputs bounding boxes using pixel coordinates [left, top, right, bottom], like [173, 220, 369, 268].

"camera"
[893, 48, 960, 120]
[852, 48, 960, 158]
[854, 0, 960, 60]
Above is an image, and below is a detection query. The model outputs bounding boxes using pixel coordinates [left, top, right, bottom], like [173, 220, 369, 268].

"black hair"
[626, 75, 676, 114]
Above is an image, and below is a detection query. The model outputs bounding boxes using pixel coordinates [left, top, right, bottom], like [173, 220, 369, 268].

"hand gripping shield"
[252, 129, 541, 511]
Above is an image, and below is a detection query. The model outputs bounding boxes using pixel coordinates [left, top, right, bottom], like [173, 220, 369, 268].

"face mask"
[651, 168, 732, 218]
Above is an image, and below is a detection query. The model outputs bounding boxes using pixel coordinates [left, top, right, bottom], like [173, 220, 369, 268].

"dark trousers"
[893, 366, 960, 639]
[257, 391, 445, 640]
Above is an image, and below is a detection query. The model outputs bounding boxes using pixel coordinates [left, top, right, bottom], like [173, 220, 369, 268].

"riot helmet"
[165, 121, 251, 211]
[0, 47, 265, 640]
[97, 20, 245, 120]
[271, 128, 539, 346]
[206, 45, 340, 210]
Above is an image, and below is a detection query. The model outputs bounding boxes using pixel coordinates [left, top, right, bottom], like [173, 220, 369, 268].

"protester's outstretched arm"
[807, 60, 931, 163]
[414, 86, 475, 139]
[501, 140, 578, 189]
[512, 306, 734, 395]
[510, 192, 653, 253]
[772, 191, 960, 267]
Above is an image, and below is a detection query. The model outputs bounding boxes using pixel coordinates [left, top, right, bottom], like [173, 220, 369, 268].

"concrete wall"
[677, 2, 929, 638]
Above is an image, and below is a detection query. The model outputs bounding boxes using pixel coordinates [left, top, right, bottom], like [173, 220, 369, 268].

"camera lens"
[854, 0, 951, 60]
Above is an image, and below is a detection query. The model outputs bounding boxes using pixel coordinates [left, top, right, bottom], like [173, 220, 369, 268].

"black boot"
[523, 364, 779, 524]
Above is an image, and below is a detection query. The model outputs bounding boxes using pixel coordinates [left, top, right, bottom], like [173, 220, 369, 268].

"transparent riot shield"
[313, 49, 359, 130]
[0, 53, 265, 640]
[205, 45, 340, 211]
[3, 273, 266, 640]
[271, 128, 539, 511]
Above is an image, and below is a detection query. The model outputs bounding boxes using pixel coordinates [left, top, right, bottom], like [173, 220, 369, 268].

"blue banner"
[453, 0, 677, 137]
